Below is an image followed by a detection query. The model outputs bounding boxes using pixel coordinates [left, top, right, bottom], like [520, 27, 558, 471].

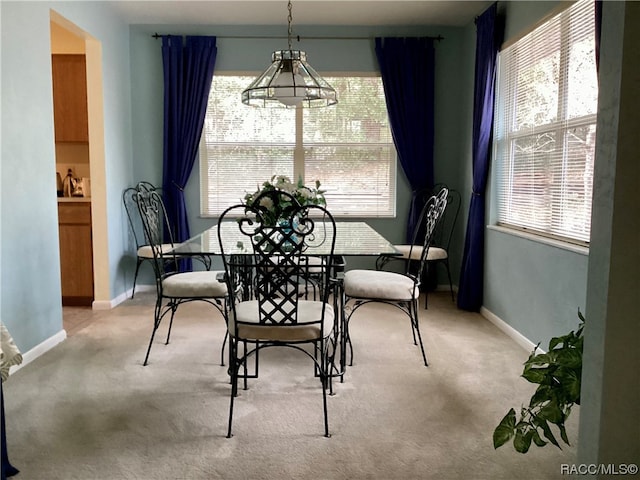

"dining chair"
[424, 188, 461, 302]
[122, 181, 211, 298]
[217, 189, 338, 438]
[343, 188, 448, 367]
[376, 184, 459, 307]
[133, 182, 228, 366]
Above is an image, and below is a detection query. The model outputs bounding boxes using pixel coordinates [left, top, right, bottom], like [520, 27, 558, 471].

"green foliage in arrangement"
[493, 311, 585, 454]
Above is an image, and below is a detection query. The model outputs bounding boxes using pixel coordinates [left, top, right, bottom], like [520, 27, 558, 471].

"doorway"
[50, 11, 110, 322]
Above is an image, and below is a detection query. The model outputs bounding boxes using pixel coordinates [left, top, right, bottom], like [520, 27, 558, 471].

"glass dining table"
[171, 221, 399, 258]
[171, 221, 399, 384]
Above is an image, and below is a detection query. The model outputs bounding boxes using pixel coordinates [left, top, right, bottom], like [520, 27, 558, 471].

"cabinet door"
[58, 203, 94, 306]
[52, 54, 88, 143]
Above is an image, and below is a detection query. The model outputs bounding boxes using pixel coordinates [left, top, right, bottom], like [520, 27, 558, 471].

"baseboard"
[10, 286, 155, 375]
[92, 291, 129, 310]
[9, 329, 67, 376]
[480, 306, 541, 354]
[92, 285, 155, 310]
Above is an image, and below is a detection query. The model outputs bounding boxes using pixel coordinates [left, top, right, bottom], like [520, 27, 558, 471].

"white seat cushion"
[344, 269, 417, 301]
[162, 270, 228, 298]
[394, 245, 448, 261]
[137, 244, 175, 258]
[230, 299, 334, 342]
[426, 247, 448, 261]
[394, 244, 423, 261]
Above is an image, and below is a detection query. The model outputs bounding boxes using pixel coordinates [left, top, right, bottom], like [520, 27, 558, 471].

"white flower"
[274, 175, 292, 187]
[297, 187, 312, 200]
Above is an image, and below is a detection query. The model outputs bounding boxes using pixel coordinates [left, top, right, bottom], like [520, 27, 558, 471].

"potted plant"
[493, 311, 585, 453]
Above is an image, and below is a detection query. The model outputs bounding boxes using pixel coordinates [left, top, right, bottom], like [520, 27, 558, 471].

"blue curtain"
[457, 3, 502, 311]
[161, 35, 217, 270]
[375, 37, 436, 243]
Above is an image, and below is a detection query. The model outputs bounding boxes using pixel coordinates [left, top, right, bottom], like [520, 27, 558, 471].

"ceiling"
[110, 1, 492, 27]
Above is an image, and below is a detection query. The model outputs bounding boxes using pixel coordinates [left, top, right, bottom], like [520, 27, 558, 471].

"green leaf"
[533, 416, 560, 448]
[539, 400, 564, 424]
[578, 309, 586, 323]
[548, 336, 565, 350]
[555, 368, 581, 402]
[522, 366, 550, 384]
[555, 347, 582, 368]
[514, 428, 533, 454]
[493, 409, 516, 449]
[525, 352, 552, 367]
[530, 385, 553, 407]
[559, 423, 570, 446]
[531, 429, 547, 447]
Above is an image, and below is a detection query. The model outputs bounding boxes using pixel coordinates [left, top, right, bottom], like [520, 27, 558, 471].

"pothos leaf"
[533, 416, 561, 448]
[514, 428, 534, 454]
[493, 408, 516, 449]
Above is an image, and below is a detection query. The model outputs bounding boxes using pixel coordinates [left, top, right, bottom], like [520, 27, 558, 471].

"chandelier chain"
[287, 1, 293, 50]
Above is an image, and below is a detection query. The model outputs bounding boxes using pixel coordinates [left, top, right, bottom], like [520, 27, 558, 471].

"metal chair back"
[133, 182, 178, 277]
[405, 187, 448, 280]
[218, 189, 337, 329]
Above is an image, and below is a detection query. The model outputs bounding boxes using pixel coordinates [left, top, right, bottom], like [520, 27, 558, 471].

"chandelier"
[241, 1, 338, 108]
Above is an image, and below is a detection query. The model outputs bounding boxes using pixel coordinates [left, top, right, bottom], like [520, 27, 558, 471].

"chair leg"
[407, 299, 419, 345]
[164, 301, 178, 345]
[227, 338, 238, 438]
[410, 299, 429, 367]
[131, 258, 144, 299]
[220, 331, 228, 366]
[320, 343, 331, 438]
[143, 301, 164, 366]
[444, 260, 454, 302]
[242, 340, 249, 391]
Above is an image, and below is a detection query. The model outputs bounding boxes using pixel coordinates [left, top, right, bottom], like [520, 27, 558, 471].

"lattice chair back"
[219, 188, 337, 330]
[405, 186, 449, 280]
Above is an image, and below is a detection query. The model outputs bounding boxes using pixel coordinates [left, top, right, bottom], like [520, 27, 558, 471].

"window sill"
[487, 225, 589, 256]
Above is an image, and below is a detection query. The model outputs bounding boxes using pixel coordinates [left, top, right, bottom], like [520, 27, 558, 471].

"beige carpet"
[3, 291, 578, 479]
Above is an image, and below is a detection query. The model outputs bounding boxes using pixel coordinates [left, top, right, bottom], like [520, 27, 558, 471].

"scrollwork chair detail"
[343, 188, 448, 367]
[218, 189, 338, 438]
[133, 182, 228, 366]
[377, 185, 461, 307]
[123, 181, 211, 298]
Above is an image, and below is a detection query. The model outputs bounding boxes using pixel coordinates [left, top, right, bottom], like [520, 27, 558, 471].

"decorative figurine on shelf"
[62, 168, 76, 197]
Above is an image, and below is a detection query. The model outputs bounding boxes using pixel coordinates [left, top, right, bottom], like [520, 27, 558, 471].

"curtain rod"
[151, 33, 444, 41]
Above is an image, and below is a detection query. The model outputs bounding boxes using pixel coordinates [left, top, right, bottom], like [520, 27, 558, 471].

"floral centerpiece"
[242, 175, 326, 226]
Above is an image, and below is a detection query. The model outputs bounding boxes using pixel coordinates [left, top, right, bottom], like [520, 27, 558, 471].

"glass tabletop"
[172, 221, 399, 257]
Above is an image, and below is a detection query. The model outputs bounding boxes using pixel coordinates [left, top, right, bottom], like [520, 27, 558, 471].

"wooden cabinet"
[52, 54, 88, 143]
[58, 202, 93, 306]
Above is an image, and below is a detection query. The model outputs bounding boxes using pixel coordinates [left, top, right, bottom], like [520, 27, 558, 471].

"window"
[199, 75, 396, 217]
[493, 0, 598, 245]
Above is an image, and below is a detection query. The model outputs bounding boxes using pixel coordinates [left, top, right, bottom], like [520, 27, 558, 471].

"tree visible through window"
[199, 75, 396, 217]
[493, 0, 598, 245]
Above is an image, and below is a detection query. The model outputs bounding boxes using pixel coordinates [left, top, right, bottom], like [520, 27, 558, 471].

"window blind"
[199, 75, 396, 218]
[493, 0, 598, 244]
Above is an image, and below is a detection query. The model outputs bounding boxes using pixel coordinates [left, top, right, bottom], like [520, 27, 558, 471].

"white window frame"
[199, 73, 397, 218]
[493, 0, 598, 246]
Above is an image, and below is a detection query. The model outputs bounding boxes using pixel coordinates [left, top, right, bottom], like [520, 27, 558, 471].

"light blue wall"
[1, 2, 63, 352]
[1, 1, 135, 351]
[483, 1, 589, 348]
[128, 23, 474, 275]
